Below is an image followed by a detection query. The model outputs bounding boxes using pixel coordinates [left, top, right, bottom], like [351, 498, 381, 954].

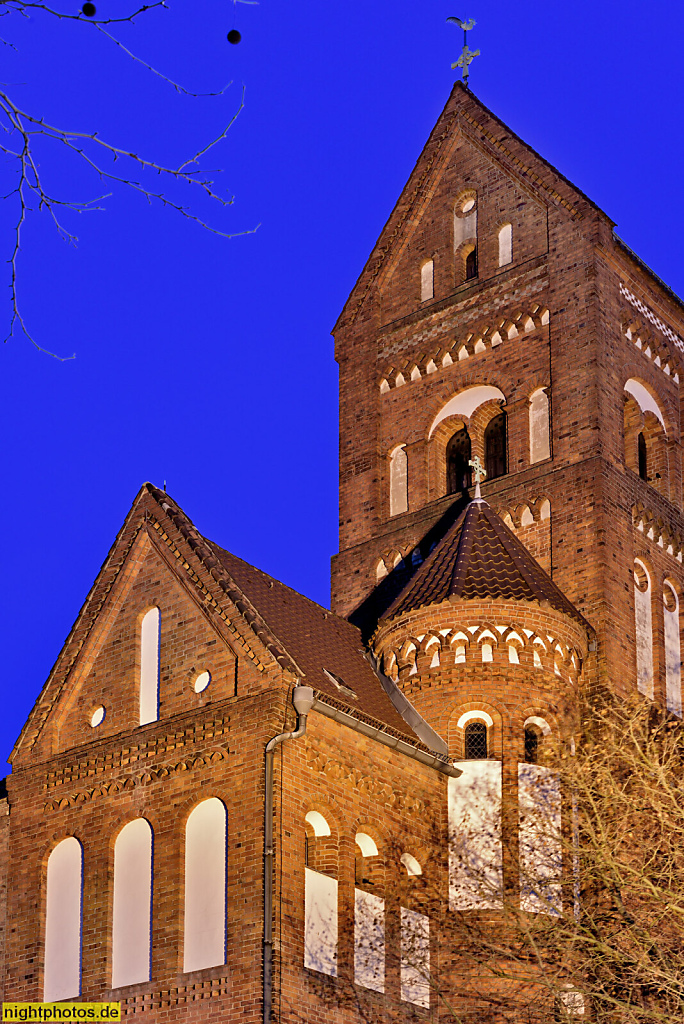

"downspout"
[263, 683, 315, 1024]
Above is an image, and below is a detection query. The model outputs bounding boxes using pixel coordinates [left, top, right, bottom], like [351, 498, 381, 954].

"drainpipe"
[263, 683, 315, 1024]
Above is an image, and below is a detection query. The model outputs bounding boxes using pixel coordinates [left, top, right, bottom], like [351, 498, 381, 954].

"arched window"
[638, 431, 648, 481]
[524, 727, 539, 764]
[464, 721, 488, 759]
[634, 560, 654, 700]
[624, 379, 668, 495]
[354, 831, 384, 993]
[389, 445, 408, 516]
[140, 607, 160, 726]
[420, 260, 434, 302]
[304, 812, 337, 976]
[529, 388, 550, 464]
[484, 412, 507, 480]
[44, 837, 83, 1002]
[112, 818, 153, 989]
[454, 194, 477, 283]
[498, 223, 512, 266]
[446, 428, 472, 494]
[184, 798, 227, 973]
[664, 583, 682, 717]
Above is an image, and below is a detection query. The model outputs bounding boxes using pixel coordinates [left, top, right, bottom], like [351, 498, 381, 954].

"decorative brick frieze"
[620, 282, 684, 355]
[378, 304, 549, 392]
[44, 747, 230, 814]
[303, 740, 426, 817]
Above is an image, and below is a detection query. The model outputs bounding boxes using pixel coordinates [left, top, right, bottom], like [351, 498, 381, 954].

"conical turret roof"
[382, 497, 588, 628]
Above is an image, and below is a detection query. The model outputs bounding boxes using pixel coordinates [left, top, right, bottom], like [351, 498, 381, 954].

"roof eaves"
[147, 493, 305, 679]
[613, 232, 684, 316]
[312, 693, 458, 776]
[456, 84, 613, 225]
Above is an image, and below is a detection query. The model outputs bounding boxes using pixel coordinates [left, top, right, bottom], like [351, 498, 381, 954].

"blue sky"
[1, 0, 683, 766]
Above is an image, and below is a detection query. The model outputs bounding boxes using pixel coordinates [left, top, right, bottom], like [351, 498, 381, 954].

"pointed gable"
[13, 484, 426, 764]
[334, 82, 609, 333]
[383, 497, 588, 629]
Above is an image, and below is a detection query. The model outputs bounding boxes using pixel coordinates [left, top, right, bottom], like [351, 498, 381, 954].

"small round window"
[90, 706, 106, 728]
[194, 671, 211, 693]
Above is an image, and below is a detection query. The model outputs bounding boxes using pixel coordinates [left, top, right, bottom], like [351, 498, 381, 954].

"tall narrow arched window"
[420, 260, 434, 302]
[638, 431, 648, 481]
[634, 560, 654, 700]
[354, 832, 384, 993]
[529, 388, 550, 464]
[484, 413, 507, 480]
[112, 818, 153, 989]
[184, 798, 227, 973]
[498, 223, 512, 266]
[454, 194, 477, 283]
[664, 583, 682, 717]
[464, 721, 488, 759]
[304, 812, 338, 976]
[389, 445, 408, 517]
[140, 607, 160, 725]
[44, 837, 83, 1002]
[446, 428, 472, 494]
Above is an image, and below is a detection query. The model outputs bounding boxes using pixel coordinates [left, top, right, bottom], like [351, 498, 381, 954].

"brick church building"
[1, 82, 683, 1021]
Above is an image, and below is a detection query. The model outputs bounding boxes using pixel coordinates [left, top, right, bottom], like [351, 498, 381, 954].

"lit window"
[389, 445, 408, 516]
[140, 608, 160, 725]
[184, 799, 227, 972]
[90, 706, 105, 727]
[44, 838, 83, 1002]
[498, 223, 512, 266]
[112, 819, 153, 988]
[193, 671, 211, 693]
[420, 260, 434, 302]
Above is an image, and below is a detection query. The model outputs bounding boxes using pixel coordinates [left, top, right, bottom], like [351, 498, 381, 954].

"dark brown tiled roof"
[14, 483, 437, 761]
[383, 498, 589, 629]
[201, 542, 430, 742]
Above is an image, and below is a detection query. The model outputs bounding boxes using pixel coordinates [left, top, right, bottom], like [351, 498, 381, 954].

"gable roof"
[12, 484, 437, 762]
[205, 540, 422, 738]
[334, 81, 611, 333]
[382, 496, 590, 630]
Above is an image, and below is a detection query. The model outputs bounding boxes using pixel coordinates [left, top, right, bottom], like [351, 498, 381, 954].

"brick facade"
[1, 82, 684, 1021]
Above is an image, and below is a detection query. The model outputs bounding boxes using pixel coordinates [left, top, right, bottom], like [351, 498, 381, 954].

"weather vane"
[447, 16, 480, 86]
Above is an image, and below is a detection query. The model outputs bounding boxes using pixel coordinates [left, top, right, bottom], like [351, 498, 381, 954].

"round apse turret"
[370, 496, 592, 762]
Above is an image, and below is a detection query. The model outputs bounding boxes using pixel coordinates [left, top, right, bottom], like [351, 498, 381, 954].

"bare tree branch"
[0, 2, 256, 358]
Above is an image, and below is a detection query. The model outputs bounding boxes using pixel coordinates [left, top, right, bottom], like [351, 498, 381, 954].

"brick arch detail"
[447, 699, 504, 761]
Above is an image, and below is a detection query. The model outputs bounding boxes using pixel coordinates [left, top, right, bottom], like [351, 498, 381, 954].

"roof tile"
[383, 498, 589, 628]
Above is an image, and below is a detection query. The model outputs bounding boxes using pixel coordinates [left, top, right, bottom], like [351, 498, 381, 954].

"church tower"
[331, 82, 684, 722]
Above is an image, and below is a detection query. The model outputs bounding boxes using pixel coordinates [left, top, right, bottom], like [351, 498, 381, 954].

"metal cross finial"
[468, 456, 486, 499]
[447, 16, 480, 85]
[469, 456, 486, 484]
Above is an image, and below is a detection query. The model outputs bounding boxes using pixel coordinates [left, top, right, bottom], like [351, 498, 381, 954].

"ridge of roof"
[142, 489, 448, 746]
[382, 497, 590, 630]
[613, 232, 684, 316]
[454, 83, 610, 224]
[206, 540, 427, 741]
[13, 484, 439, 761]
[144, 484, 304, 678]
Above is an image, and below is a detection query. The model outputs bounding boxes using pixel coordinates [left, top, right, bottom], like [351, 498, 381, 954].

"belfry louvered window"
[484, 412, 507, 481]
[446, 428, 472, 494]
[464, 721, 488, 759]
